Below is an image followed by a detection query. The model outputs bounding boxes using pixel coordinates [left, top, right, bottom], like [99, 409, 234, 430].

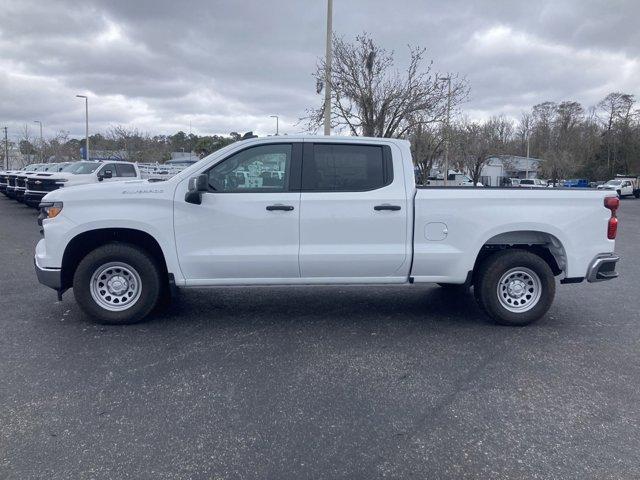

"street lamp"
[437, 76, 452, 186]
[33, 120, 43, 163]
[323, 0, 333, 136]
[76, 95, 89, 160]
[270, 115, 279, 136]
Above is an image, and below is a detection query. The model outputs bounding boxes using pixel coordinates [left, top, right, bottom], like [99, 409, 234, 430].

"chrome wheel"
[497, 267, 541, 313]
[90, 262, 142, 312]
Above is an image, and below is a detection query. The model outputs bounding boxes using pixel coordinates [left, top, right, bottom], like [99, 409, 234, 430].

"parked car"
[597, 176, 640, 198]
[24, 160, 141, 207]
[0, 170, 14, 194]
[563, 179, 590, 188]
[518, 179, 547, 188]
[426, 172, 483, 187]
[35, 136, 619, 327]
[5, 164, 46, 200]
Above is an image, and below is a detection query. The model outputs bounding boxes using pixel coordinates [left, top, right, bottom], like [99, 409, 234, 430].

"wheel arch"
[472, 230, 567, 281]
[61, 228, 169, 289]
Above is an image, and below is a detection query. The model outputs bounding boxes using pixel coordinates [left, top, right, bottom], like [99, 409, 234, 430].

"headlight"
[39, 201, 64, 220]
[55, 179, 68, 186]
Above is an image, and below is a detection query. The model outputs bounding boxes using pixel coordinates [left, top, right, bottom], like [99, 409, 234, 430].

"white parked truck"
[24, 160, 140, 207]
[597, 175, 640, 198]
[35, 136, 620, 326]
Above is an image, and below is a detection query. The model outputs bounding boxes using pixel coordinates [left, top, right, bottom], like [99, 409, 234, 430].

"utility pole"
[323, 0, 333, 136]
[76, 95, 89, 160]
[270, 115, 279, 135]
[3, 126, 8, 170]
[525, 132, 530, 179]
[33, 120, 43, 163]
[441, 76, 452, 186]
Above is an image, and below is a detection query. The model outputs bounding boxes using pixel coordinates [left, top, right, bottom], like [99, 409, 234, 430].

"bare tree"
[18, 124, 36, 167]
[304, 33, 467, 138]
[409, 123, 445, 184]
[598, 92, 634, 174]
[452, 116, 512, 185]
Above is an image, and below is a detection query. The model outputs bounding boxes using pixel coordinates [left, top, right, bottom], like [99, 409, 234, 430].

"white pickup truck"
[34, 136, 620, 326]
[24, 161, 140, 207]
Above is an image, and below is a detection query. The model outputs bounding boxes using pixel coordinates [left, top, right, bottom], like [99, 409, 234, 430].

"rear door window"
[302, 144, 392, 191]
[116, 163, 137, 177]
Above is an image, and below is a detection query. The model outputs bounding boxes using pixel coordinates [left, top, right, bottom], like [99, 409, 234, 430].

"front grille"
[15, 178, 26, 188]
[26, 178, 61, 192]
[7, 177, 16, 187]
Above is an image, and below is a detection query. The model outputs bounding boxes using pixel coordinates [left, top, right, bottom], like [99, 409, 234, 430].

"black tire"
[634, 191, 639, 199]
[73, 243, 162, 325]
[474, 249, 555, 326]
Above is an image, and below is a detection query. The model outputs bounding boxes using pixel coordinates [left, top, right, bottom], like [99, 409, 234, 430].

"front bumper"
[586, 253, 619, 282]
[25, 191, 47, 207]
[34, 256, 62, 290]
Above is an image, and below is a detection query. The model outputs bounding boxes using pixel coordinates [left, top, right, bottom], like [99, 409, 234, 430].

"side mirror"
[185, 174, 209, 205]
[98, 170, 113, 181]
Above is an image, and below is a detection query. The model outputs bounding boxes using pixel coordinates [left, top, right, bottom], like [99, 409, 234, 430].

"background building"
[480, 155, 543, 186]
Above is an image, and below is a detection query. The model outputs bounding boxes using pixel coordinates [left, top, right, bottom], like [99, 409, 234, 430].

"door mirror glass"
[185, 174, 209, 204]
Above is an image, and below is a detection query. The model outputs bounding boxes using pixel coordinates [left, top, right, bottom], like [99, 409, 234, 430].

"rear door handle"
[266, 205, 294, 211]
[374, 204, 401, 211]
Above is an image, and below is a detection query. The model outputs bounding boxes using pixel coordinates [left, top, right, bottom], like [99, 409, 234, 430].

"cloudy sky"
[1, 0, 638, 141]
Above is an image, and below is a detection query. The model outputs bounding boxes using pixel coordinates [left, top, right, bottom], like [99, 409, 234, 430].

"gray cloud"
[0, 0, 638, 141]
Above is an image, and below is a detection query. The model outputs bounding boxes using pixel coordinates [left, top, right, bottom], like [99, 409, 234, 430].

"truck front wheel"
[474, 249, 555, 326]
[73, 243, 162, 325]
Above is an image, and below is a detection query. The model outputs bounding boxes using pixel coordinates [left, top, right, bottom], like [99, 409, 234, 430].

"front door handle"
[374, 204, 401, 211]
[266, 205, 294, 211]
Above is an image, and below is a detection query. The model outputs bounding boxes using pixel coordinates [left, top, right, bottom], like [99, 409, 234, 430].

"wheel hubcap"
[90, 262, 142, 312]
[497, 267, 542, 313]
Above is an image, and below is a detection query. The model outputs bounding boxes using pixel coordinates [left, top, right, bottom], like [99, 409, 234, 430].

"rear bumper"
[34, 256, 62, 290]
[586, 253, 619, 282]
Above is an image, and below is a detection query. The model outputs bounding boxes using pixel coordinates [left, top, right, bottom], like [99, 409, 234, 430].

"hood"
[48, 172, 94, 185]
[42, 178, 166, 203]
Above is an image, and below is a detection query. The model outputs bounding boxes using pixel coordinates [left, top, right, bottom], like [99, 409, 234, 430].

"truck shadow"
[149, 284, 490, 328]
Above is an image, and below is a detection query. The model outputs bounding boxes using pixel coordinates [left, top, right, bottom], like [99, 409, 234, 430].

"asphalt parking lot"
[1, 195, 639, 479]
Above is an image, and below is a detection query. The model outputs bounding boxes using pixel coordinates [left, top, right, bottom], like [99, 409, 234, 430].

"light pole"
[270, 115, 279, 136]
[76, 95, 89, 160]
[323, 0, 333, 136]
[33, 120, 43, 163]
[525, 131, 530, 179]
[437, 76, 452, 186]
[3, 126, 8, 170]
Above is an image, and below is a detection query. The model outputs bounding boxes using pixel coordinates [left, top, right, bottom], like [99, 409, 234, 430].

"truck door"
[299, 142, 410, 280]
[174, 143, 302, 282]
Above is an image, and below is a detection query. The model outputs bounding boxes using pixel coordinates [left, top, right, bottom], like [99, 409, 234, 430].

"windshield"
[61, 162, 100, 174]
[24, 164, 41, 171]
[605, 180, 622, 186]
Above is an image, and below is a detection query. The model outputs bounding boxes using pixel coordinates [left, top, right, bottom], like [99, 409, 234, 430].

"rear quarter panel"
[412, 188, 615, 283]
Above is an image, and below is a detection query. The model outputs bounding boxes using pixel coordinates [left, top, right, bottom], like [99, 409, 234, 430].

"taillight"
[604, 196, 619, 211]
[604, 196, 619, 240]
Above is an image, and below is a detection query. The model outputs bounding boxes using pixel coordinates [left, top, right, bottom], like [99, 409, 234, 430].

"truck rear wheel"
[474, 249, 555, 326]
[73, 243, 161, 325]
